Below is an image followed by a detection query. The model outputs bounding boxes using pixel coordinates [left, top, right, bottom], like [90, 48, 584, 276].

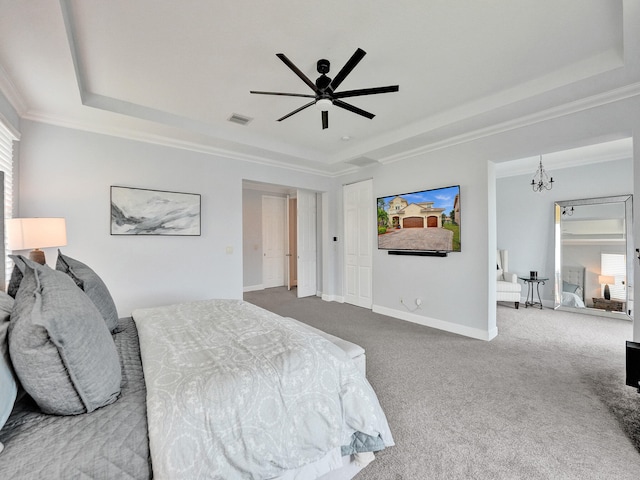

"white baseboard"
[243, 284, 264, 293]
[373, 304, 497, 341]
[322, 294, 345, 303]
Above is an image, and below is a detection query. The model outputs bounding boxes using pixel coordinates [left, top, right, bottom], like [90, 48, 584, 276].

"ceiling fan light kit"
[250, 48, 399, 130]
[315, 98, 332, 111]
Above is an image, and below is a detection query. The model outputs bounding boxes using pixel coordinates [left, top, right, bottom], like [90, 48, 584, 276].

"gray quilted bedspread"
[0, 317, 151, 480]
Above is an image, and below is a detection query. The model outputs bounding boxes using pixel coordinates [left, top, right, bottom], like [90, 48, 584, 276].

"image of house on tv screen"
[377, 185, 460, 252]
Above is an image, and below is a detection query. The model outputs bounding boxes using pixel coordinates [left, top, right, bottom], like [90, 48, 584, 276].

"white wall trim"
[0, 64, 27, 117]
[243, 284, 264, 293]
[22, 110, 341, 177]
[380, 82, 640, 165]
[322, 294, 345, 303]
[373, 304, 498, 341]
[0, 111, 20, 140]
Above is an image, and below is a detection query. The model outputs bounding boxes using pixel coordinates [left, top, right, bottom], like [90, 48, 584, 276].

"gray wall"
[497, 157, 633, 306]
[16, 120, 335, 316]
[8, 92, 640, 341]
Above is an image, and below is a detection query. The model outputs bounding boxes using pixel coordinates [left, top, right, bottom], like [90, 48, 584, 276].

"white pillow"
[497, 268, 504, 280]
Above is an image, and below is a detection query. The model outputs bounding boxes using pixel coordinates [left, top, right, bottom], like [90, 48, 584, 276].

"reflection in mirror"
[554, 195, 633, 320]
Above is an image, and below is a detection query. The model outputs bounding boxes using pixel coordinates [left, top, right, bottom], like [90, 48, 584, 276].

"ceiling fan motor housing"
[316, 59, 332, 90]
[317, 59, 330, 74]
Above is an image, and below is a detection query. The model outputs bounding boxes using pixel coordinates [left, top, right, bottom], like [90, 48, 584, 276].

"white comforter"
[561, 291, 585, 308]
[132, 299, 394, 480]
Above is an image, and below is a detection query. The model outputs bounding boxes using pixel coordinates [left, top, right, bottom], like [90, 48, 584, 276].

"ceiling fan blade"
[329, 48, 366, 92]
[250, 90, 316, 98]
[322, 110, 328, 130]
[277, 100, 316, 122]
[333, 99, 375, 119]
[276, 53, 319, 93]
[333, 85, 399, 99]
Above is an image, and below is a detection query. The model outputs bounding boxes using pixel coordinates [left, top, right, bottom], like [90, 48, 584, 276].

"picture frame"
[110, 186, 201, 236]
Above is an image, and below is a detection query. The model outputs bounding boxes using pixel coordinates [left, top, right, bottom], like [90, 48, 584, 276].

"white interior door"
[297, 189, 317, 298]
[287, 196, 297, 290]
[344, 179, 373, 308]
[262, 195, 286, 288]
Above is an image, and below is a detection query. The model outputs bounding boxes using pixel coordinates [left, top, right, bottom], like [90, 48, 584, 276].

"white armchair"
[497, 249, 521, 309]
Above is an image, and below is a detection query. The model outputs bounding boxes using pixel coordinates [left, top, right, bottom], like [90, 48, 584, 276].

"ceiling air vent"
[344, 157, 379, 168]
[228, 113, 253, 126]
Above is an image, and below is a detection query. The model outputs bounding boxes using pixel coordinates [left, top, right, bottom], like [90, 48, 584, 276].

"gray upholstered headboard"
[563, 266, 585, 300]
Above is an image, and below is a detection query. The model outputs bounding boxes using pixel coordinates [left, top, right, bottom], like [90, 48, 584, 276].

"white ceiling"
[0, 1, 636, 175]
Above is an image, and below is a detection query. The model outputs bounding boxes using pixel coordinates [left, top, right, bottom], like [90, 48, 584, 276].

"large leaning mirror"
[554, 195, 633, 320]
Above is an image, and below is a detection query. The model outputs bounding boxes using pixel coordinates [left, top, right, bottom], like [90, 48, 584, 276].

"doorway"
[242, 181, 320, 298]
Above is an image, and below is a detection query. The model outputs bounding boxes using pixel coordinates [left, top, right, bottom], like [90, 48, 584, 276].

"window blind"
[601, 253, 626, 300]
[0, 120, 16, 285]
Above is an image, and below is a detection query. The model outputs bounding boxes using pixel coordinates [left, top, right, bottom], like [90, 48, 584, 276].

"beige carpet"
[244, 288, 640, 480]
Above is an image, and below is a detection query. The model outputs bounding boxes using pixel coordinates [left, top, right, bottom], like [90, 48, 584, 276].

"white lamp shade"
[598, 274, 615, 285]
[8, 218, 67, 250]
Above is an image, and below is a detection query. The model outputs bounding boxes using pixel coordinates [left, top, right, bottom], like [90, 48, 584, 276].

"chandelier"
[562, 206, 574, 216]
[531, 155, 553, 192]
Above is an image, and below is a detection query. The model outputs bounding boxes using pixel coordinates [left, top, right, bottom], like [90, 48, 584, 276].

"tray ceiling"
[0, 0, 636, 175]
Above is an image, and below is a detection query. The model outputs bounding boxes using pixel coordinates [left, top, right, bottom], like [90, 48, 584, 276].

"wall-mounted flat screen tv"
[377, 185, 460, 254]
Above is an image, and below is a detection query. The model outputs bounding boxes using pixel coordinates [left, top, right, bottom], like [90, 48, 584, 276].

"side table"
[518, 277, 549, 309]
[592, 297, 625, 312]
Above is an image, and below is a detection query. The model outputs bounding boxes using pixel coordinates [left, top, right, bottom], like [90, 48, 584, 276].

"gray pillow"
[56, 250, 118, 332]
[0, 291, 17, 446]
[8, 264, 121, 415]
[6, 255, 42, 298]
[6, 266, 21, 298]
[0, 290, 13, 323]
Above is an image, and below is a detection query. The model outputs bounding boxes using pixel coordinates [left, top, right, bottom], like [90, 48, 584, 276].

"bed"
[561, 265, 586, 308]
[0, 253, 393, 479]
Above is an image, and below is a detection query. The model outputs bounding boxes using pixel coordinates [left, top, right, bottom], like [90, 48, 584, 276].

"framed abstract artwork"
[110, 186, 201, 236]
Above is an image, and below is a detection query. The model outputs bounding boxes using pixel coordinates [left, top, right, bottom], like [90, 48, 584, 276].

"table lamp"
[8, 218, 67, 265]
[598, 274, 615, 301]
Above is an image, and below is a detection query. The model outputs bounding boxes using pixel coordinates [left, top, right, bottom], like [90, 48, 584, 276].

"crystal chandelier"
[531, 155, 553, 192]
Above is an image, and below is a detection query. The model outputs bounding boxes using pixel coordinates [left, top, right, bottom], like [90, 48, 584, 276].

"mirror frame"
[554, 194, 633, 320]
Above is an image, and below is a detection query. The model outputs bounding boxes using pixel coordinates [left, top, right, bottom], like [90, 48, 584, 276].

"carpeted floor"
[244, 288, 640, 480]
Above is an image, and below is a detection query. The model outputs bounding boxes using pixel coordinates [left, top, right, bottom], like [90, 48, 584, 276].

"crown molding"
[0, 63, 27, 117]
[494, 145, 632, 178]
[380, 81, 640, 165]
[21, 110, 349, 178]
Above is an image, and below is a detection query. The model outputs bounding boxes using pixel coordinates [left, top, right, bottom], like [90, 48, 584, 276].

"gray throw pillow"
[6, 255, 42, 298]
[0, 291, 17, 443]
[8, 264, 121, 415]
[56, 250, 119, 332]
[0, 290, 13, 322]
[6, 266, 21, 298]
[562, 280, 580, 294]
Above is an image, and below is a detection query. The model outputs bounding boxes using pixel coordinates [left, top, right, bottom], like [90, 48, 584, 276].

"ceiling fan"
[250, 48, 399, 129]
